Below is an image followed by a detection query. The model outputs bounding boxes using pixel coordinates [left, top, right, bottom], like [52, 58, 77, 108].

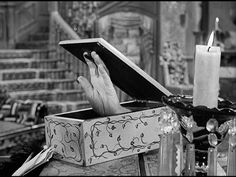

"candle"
[215, 17, 219, 31]
[193, 31, 221, 108]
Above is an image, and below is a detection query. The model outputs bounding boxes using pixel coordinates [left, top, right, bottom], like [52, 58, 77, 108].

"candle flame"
[207, 31, 214, 48]
[215, 17, 219, 30]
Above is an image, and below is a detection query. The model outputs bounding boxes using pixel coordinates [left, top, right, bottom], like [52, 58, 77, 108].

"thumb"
[77, 76, 93, 98]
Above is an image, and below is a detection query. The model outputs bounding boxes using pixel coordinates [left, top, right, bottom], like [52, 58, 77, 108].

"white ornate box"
[45, 102, 174, 166]
[44, 38, 174, 166]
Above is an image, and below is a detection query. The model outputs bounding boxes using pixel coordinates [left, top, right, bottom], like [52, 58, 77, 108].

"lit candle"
[215, 17, 219, 31]
[193, 31, 221, 108]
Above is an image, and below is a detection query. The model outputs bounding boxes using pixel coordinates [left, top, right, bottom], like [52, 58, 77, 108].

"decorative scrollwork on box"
[45, 117, 84, 163]
[84, 110, 162, 163]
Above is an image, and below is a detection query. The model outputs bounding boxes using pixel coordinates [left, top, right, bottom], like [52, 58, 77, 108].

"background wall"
[160, 1, 187, 55]
[160, 1, 197, 84]
[208, 1, 236, 32]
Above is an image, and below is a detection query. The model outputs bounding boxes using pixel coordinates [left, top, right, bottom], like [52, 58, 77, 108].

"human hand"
[77, 51, 130, 116]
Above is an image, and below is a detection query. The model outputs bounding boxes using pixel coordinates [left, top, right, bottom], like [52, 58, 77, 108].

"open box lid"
[59, 38, 172, 102]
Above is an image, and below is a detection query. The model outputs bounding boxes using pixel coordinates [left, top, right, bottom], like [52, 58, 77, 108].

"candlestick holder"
[162, 94, 236, 175]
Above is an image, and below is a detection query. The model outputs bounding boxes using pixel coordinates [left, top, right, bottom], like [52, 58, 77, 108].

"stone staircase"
[0, 31, 90, 115]
[15, 26, 50, 50]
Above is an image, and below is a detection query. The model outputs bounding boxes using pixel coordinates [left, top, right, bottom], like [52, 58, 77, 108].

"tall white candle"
[193, 32, 221, 108]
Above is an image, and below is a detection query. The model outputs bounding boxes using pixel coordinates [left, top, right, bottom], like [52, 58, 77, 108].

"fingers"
[77, 76, 93, 98]
[98, 64, 113, 88]
[90, 51, 114, 92]
[91, 51, 102, 64]
[91, 51, 109, 75]
[83, 52, 98, 77]
[85, 58, 98, 77]
[82, 51, 114, 93]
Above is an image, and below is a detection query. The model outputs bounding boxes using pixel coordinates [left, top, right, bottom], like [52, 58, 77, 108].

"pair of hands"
[77, 51, 129, 116]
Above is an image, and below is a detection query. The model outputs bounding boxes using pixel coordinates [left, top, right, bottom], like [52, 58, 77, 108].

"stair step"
[0, 49, 52, 59]
[0, 58, 64, 70]
[0, 45, 90, 115]
[0, 50, 33, 59]
[1, 79, 80, 92]
[46, 100, 90, 114]
[15, 41, 49, 49]
[31, 49, 52, 59]
[0, 68, 73, 81]
[31, 59, 65, 69]
[0, 69, 37, 80]
[38, 69, 74, 80]
[0, 58, 31, 70]
[9, 89, 85, 102]
[38, 26, 49, 33]
[28, 33, 49, 41]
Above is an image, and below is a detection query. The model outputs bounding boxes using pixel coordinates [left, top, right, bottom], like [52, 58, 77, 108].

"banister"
[48, 3, 84, 77]
[51, 11, 80, 40]
[48, 2, 129, 102]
